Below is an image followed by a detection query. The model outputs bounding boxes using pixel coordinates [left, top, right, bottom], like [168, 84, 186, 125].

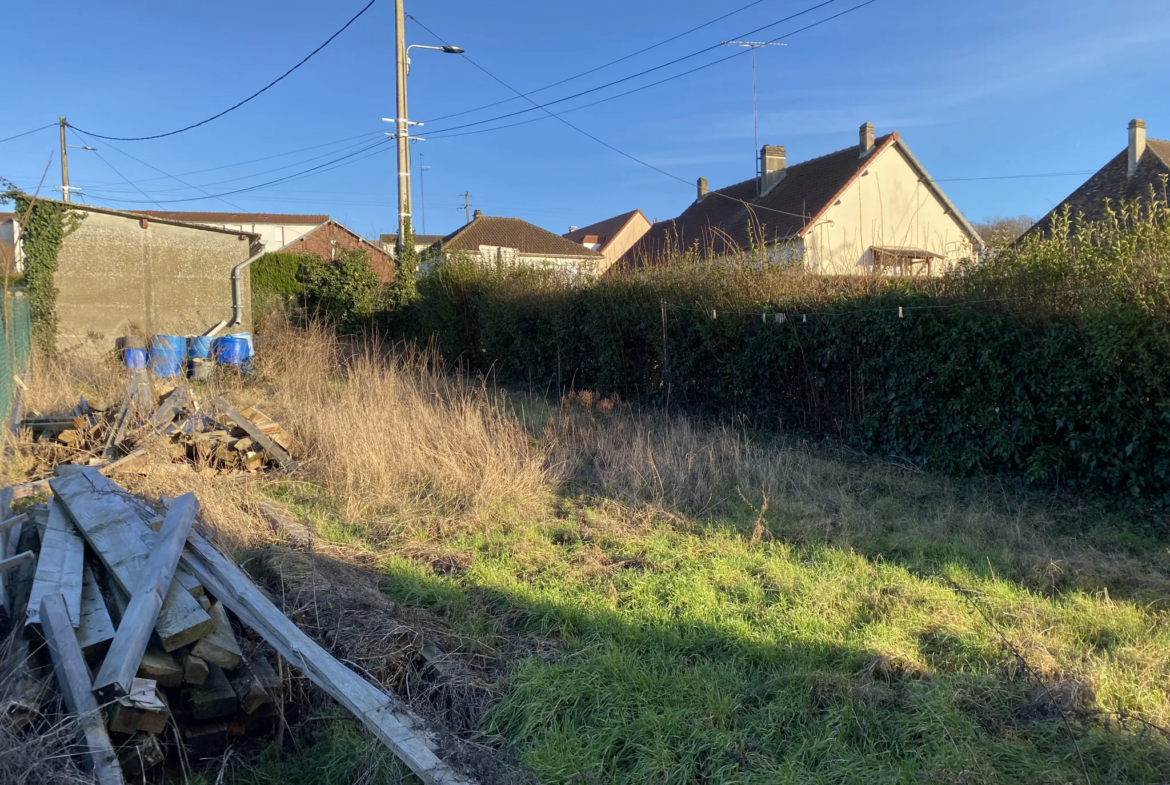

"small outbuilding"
[37, 202, 260, 352]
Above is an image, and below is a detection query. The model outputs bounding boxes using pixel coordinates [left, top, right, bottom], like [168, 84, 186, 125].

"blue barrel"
[212, 335, 251, 366]
[188, 336, 212, 360]
[123, 348, 147, 370]
[149, 335, 187, 378]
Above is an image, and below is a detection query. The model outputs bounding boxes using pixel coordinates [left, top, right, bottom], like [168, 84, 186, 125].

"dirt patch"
[250, 546, 536, 785]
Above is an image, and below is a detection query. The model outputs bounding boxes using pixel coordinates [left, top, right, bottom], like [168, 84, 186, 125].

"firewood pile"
[0, 470, 474, 785]
[19, 371, 297, 477]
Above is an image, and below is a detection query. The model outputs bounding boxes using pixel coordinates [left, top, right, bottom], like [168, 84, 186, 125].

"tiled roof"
[563, 209, 644, 252]
[624, 135, 899, 265]
[440, 215, 601, 257]
[137, 211, 328, 225]
[1030, 138, 1170, 235]
[0, 212, 15, 220]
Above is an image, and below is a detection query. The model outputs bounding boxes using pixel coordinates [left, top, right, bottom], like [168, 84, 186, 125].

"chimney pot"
[473, 209, 483, 219]
[569, 226, 578, 233]
[758, 145, 786, 195]
[697, 177, 708, 201]
[1128, 119, 1147, 178]
[859, 122, 875, 157]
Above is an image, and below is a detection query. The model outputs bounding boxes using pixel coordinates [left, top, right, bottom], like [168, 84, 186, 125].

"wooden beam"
[147, 385, 190, 431]
[0, 513, 28, 536]
[211, 396, 297, 471]
[51, 470, 211, 651]
[39, 593, 125, 785]
[0, 487, 11, 614]
[0, 550, 33, 574]
[105, 583, 185, 688]
[190, 600, 242, 670]
[181, 533, 475, 785]
[92, 493, 199, 702]
[76, 563, 116, 661]
[185, 663, 237, 720]
[26, 498, 85, 631]
[181, 651, 209, 686]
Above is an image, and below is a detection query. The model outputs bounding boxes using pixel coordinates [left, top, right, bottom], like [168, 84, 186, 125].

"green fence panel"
[0, 293, 32, 425]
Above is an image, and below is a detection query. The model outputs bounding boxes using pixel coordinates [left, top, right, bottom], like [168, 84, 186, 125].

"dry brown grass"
[250, 317, 556, 528]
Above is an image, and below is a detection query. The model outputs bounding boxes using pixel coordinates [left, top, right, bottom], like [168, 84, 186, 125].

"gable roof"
[137, 211, 328, 225]
[563, 209, 647, 252]
[439, 215, 602, 258]
[1030, 138, 1170, 235]
[623, 133, 981, 266]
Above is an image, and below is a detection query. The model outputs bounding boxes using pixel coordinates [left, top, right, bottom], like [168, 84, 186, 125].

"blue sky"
[2, 0, 1168, 240]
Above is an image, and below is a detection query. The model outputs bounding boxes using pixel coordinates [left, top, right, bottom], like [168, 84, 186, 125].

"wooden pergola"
[871, 246, 943, 277]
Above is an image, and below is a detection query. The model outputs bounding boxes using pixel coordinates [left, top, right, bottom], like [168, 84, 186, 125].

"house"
[137, 211, 327, 253]
[379, 233, 444, 260]
[563, 209, 652, 275]
[0, 212, 18, 273]
[40, 201, 260, 352]
[434, 211, 603, 275]
[280, 220, 395, 283]
[622, 124, 983, 276]
[1030, 119, 1170, 235]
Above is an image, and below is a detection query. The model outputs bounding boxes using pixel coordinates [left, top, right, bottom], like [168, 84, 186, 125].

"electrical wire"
[411, 7, 874, 222]
[91, 138, 394, 205]
[418, 0, 853, 133]
[83, 147, 167, 210]
[0, 123, 56, 145]
[67, 0, 378, 141]
[70, 128, 250, 211]
[420, 0, 775, 125]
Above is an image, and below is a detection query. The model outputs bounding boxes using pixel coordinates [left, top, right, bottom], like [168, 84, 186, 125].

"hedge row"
[411, 259, 1170, 504]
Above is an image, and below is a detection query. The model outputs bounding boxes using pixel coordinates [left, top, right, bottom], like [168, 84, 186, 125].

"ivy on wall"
[2, 189, 83, 352]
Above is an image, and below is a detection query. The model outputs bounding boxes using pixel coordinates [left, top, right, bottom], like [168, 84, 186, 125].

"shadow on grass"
[363, 544, 1170, 785]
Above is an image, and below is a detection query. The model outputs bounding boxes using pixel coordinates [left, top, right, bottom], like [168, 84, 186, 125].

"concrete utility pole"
[59, 117, 70, 203]
[460, 192, 472, 224]
[394, 0, 411, 254]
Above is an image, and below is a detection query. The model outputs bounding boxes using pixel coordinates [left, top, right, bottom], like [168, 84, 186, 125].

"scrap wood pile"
[0, 469, 475, 785]
[18, 370, 297, 476]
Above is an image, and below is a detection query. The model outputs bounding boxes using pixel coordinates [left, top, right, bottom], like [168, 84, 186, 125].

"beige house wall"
[598, 213, 652, 275]
[802, 145, 976, 276]
[464, 245, 602, 277]
[55, 209, 255, 352]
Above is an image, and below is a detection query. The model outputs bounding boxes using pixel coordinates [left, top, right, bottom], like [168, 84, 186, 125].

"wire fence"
[0, 294, 32, 425]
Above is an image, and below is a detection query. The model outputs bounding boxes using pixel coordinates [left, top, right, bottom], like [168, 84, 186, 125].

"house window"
[871, 246, 941, 277]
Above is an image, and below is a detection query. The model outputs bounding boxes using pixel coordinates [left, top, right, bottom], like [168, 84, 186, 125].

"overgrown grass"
[7, 320, 1170, 784]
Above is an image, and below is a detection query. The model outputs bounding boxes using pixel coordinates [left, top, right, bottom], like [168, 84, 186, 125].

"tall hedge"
[412, 203, 1170, 504]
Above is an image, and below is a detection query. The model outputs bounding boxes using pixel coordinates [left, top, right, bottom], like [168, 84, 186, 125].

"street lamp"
[390, 3, 464, 255]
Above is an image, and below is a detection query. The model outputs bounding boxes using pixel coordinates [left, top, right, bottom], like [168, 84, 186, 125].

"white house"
[434, 211, 603, 276]
[563, 209, 652, 275]
[623, 124, 983, 276]
[138, 211, 328, 253]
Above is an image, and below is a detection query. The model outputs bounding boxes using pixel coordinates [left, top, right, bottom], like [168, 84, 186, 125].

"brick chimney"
[697, 177, 708, 201]
[759, 146, 786, 194]
[1128, 119, 1147, 178]
[859, 122, 875, 157]
[473, 209, 484, 219]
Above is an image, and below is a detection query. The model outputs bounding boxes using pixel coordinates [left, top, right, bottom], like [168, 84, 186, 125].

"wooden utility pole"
[59, 118, 71, 203]
[394, 0, 411, 254]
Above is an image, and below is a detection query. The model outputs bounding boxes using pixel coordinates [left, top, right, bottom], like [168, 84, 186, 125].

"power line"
[70, 128, 249, 211]
[91, 138, 394, 205]
[420, 0, 775, 125]
[930, 171, 1096, 183]
[68, 0, 378, 141]
[411, 15, 842, 224]
[418, 0, 854, 135]
[0, 123, 55, 145]
[83, 146, 167, 210]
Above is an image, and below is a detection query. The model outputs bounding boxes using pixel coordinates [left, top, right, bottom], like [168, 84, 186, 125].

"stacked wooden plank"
[18, 385, 297, 476]
[0, 471, 473, 785]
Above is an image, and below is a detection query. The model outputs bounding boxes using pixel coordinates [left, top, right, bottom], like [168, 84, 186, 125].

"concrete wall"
[802, 145, 976, 276]
[54, 210, 255, 352]
[598, 213, 652, 275]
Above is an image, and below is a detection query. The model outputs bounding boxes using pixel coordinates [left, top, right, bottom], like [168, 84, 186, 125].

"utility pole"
[418, 152, 430, 236]
[59, 117, 71, 203]
[721, 41, 786, 179]
[461, 191, 471, 224]
[394, 0, 411, 254]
